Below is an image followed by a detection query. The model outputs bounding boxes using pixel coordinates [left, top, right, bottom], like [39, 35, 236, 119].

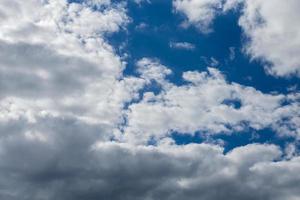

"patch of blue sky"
[171, 128, 297, 153]
[107, 0, 299, 94]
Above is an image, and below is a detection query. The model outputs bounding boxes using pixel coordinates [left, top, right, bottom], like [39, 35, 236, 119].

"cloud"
[169, 42, 196, 50]
[0, 0, 300, 199]
[237, 0, 300, 77]
[134, 0, 151, 5]
[173, 0, 223, 33]
[173, 0, 300, 77]
[135, 22, 149, 31]
[229, 46, 236, 60]
[136, 58, 172, 84]
[122, 59, 300, 144]
[0, 0, 142, 128]
[1, 137, 300, 200]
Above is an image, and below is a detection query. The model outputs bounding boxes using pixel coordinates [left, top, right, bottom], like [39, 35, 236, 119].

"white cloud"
[0, 0, 141, 129]
[136, 58, 172, 84]
[134, 0, 151, 4]
[135, 22, 149, 31]
[237, 0, 300, 77]
[84, 0, 111, 7]
[121, 59, 300, 144]
[0, 1, 300, 199]
[169, 41, 196, 50]
[173, 0, 300, 77]
[173, 0, 222, 33]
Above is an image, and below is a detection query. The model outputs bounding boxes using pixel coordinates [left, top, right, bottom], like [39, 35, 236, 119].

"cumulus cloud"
[173, 0, 300, 77]
[237, 0, 300, 77]
[173, 0, 223, 33]
[0, 0, 142, 128]
[136, 58, 172, 84]
[122, 59, 300, 144]
[1, 138, 300, 200]
[0, 0, 300, 199]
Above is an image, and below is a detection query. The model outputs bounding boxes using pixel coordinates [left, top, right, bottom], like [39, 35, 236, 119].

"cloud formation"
[1, 137, 300, 200]
[122, 59, 300, 144]
[0, 0, 299, 199]
[0, 0, 141, 129]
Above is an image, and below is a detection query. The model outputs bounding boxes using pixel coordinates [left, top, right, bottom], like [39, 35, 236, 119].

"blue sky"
[117, 0, 299, 94]
[0, 0, 300, 199]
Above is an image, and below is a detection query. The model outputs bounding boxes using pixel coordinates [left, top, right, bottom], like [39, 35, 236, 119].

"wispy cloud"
[169, 41, 196, 50]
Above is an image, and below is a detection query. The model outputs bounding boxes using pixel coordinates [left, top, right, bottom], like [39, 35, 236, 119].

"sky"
[0, 0, 299, 199]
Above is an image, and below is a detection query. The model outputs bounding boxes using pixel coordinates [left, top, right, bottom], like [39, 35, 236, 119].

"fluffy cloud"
[136, 58, 172, 84]
[122, 59, 300, 144]
[173, 0, 222, 33]
[237, 0, 300, 77]
[173, 0, 300, 77]
[0, 0, 300, 199]
[0, 0, 143, 129]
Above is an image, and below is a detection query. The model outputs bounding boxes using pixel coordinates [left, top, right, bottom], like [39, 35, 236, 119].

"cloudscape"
[0, 0, 299, 199]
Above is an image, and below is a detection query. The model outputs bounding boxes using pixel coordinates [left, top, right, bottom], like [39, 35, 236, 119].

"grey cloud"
[0, 138, 299, 200]
[0, 40, 103, 99]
